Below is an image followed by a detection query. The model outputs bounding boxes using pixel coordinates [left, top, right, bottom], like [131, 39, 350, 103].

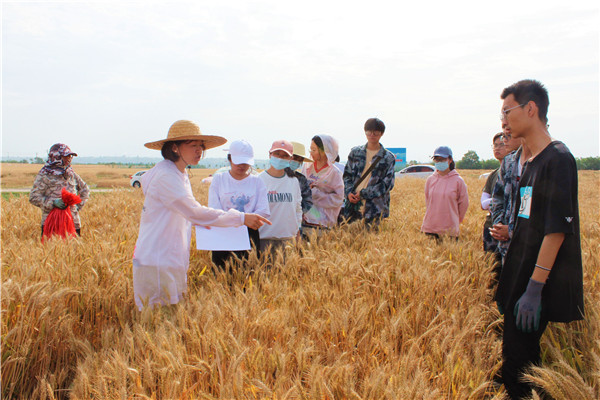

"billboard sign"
[387, 147, 407, 171]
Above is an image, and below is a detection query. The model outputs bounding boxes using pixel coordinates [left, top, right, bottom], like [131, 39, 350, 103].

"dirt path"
[1, 188, 119, 193]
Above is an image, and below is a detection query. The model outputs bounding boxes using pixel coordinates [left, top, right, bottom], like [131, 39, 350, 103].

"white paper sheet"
[195, 225, 251, 251]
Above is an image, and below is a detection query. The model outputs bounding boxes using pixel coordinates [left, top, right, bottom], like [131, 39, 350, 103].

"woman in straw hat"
[285, 141, 313, 214]
[133, 120, 270, 310]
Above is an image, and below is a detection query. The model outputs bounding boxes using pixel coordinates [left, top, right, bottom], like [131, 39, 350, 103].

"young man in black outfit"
[495, 79, 584, 399]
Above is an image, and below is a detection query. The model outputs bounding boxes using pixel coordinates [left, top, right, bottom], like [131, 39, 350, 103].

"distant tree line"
[3, 157, 45, 164]
[455, 150, 600, 170]
[576, 157, 600, 170]
[5, 154, 600, 170]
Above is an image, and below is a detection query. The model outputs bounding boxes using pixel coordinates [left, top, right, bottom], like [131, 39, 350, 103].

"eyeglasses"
[365, 131, 382, 136]
[502, 133, 512, 141]
[492, 143, 505, 149]
[500, 103, 526, 121]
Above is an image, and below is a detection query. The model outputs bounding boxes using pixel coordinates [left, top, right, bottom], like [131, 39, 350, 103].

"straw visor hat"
[144, 120, 227, 151]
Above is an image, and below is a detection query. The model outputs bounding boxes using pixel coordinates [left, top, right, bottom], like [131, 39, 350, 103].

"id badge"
[518, 186, 533, 219]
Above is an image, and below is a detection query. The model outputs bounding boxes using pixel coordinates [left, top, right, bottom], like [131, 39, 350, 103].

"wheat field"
[0, 163, 214, 189]
[1, 167, 599, 399]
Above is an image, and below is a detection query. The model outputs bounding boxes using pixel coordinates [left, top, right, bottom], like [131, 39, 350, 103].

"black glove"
[514, 279, 544, 333]
[53, 199, 67, 209]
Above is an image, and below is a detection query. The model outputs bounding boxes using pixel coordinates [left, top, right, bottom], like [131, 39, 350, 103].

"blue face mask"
[270, 156, 290, 170]
[434, 161, 449, 172]
[288, 160, 302, 171]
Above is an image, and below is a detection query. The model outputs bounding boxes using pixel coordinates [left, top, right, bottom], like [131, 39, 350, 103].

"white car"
[395, 165, 435, 179]
[201, 166, 260, 184]
[130, 170, 147, 188]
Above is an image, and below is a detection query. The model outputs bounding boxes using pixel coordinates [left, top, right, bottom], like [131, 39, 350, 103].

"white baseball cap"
[228, 140, 254, 165]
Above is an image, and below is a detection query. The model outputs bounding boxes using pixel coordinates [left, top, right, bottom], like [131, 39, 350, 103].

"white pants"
[132, 259, 187, 311]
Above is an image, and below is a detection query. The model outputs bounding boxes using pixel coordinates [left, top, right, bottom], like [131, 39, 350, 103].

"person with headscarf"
[133, 120, 270, 310]
[301, 134, 344, 230]
[29, 143, 90, 236]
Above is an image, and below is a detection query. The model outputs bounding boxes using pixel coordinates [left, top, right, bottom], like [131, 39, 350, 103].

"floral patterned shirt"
[29, 170, 90, 229]
[491, 148, 522, 257]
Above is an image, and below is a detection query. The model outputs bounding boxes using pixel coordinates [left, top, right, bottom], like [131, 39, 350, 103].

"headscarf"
[316, 134, 339, 165]
[39, 143, 78, 176]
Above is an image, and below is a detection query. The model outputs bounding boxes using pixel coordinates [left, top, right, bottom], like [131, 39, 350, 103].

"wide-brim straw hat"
[290, 141, 313, 162]
[144, 120, 227, 150]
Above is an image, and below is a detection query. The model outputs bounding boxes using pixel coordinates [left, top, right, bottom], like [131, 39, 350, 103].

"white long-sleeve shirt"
[258, 171, 302, 239]
[481, 192, 492, 210]
[133, 160, 244, 309]
[135, 160, 244, 267]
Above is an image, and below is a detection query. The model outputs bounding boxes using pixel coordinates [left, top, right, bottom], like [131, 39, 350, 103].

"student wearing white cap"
[258, 140, 302, 256]
[208, 140, 270, 270]
[133, 121, 270, 310]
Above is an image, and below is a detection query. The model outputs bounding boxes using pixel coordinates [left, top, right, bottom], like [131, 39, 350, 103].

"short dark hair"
[364, 118, 385, 133]
[492, 132, 503, 143]
[312, 135, 325, 152]
[161, 140, 183, 162]
[284, 168, 295, 178]
[501, 79, 549, 124]
[161, 140, 204, 162]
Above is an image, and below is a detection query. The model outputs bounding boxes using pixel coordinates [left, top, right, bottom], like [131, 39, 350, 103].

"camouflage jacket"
[491, 148, 522, 257]
[341, 143, 396, 222]
[29, 170, 90, 229]
[482, 168, 499, 252]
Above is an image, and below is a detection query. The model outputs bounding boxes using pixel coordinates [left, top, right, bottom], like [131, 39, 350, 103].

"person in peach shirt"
[420, 146, 469, 241]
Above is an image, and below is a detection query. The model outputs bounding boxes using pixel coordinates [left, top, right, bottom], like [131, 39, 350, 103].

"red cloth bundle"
[42, 188, 82, 242]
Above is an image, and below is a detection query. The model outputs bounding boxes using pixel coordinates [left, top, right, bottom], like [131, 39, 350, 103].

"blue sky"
[2, 1, 598, 162]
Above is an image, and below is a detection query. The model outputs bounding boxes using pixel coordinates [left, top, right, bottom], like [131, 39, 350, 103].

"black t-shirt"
[495, 141, 584, 322]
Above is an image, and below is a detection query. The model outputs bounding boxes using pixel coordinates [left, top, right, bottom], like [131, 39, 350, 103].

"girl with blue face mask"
[288, 159, 302, 171]
[284, 142, 314, 215]
[421, 146, 469, 241]
[434, 159, 450, 172]
[258, 140, 303, 258]
[270, 155, 290, 170]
